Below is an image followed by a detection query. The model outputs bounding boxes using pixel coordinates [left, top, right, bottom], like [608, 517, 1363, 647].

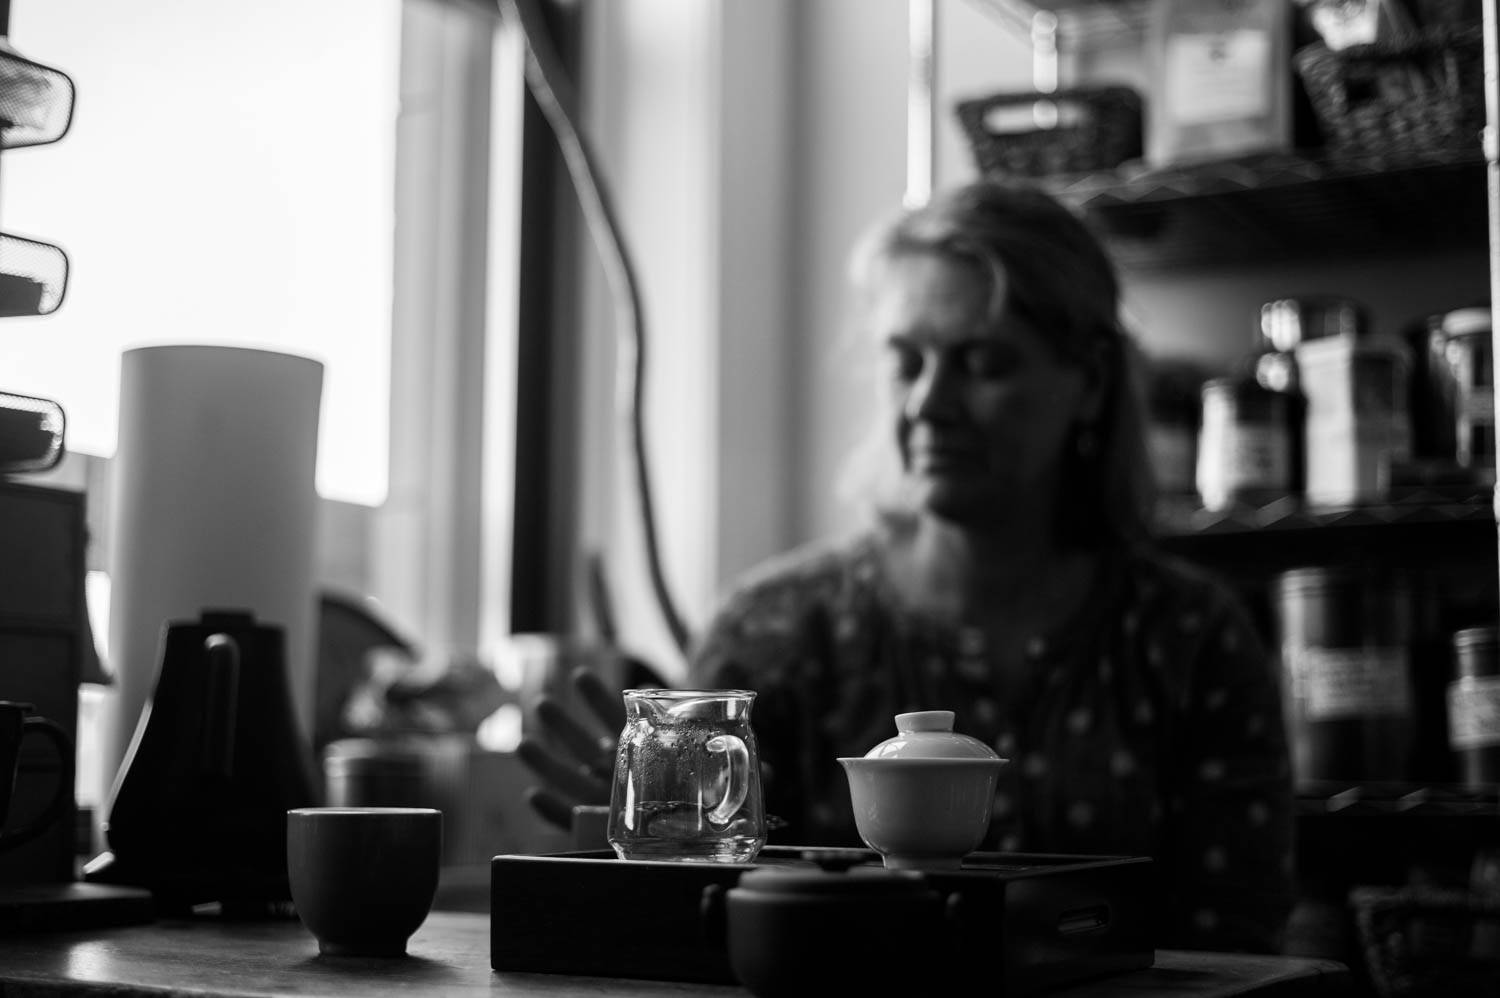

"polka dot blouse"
[691, 528, 1296, 954]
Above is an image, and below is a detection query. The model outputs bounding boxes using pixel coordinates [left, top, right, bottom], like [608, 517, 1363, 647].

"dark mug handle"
[0, 715, 74, 853]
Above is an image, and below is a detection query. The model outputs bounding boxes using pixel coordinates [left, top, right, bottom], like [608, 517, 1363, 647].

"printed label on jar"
[1225, 426, 1290, 488]
[1463, 386, 1495, 424]
[1289, 647, 1411, 719]
[1448, 676, 1500, 750]
[1164, 30, 1273, 124]
[1197, 417, 1291, 509]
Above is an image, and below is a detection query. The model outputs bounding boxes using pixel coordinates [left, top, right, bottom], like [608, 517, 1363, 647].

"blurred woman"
[523, 180, 1294, 954]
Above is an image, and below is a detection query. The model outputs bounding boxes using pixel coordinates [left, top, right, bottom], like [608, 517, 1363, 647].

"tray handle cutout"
[1057, 903, 1111, 936]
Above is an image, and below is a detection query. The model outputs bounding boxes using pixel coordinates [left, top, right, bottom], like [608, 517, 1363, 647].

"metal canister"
[1196, 375, 1297, 511]
[323, 741, 426, 808]
[1449, 626, 1500, 789]
[322, 736, 467, 862]
[1274, 566, 1414, 785]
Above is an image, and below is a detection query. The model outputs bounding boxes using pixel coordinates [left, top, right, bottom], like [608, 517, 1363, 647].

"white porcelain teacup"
[837, 711, 1008, 870]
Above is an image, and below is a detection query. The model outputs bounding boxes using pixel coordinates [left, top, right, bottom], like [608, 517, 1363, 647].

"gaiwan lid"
[862, 711, 1000, 760]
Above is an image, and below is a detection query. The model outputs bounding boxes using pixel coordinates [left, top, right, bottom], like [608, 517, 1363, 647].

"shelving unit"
[917, 0, 1500, 657]
[919, 0, 1500, 985]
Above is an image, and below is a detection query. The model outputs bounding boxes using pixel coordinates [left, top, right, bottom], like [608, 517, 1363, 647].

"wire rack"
[1043, 149, 1489, 269]
[966, 0, 1150, 40]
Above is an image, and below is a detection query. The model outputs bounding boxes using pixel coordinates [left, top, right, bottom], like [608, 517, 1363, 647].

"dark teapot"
[85, 609, 322, 912]
[702, 865, 947, 997]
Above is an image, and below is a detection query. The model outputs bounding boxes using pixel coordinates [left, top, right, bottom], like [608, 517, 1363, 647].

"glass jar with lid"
[1438, 307, 1494, 483]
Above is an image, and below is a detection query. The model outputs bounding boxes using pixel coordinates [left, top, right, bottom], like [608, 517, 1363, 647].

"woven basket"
[1294, 27, 1484, 158]
[955, 86, 1142, 179]
[1411, 0, 1481, 30]
[1351, 885, 1500, 997]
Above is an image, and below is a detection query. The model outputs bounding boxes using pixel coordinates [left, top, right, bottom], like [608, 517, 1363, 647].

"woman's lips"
[907, 442, 983, 472]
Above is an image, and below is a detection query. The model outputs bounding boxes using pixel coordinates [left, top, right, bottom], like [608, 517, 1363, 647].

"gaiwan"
[837, 710, 1008, 870]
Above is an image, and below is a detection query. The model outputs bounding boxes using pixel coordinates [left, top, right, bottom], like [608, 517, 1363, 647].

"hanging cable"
[500, 0, 691, 659]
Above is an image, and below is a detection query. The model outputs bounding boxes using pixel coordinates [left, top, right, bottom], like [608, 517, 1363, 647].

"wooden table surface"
[0, 909, 1353, 997]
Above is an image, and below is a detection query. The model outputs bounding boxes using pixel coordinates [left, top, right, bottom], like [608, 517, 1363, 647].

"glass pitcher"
[608, 689, 765, 863]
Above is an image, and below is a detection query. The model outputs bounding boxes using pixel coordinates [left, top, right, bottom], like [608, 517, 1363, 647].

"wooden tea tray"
[490, 846, 1155, 993]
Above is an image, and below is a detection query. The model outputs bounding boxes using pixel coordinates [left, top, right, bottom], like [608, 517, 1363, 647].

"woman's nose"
[905, 357, 960, 423]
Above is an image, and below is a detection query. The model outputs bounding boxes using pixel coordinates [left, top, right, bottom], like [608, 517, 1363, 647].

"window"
[0, 0, 401, 508]
[1, 0, 533, 823]
[0, 0, 526, 655]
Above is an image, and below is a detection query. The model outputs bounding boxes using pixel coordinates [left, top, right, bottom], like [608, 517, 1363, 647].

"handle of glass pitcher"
[705, 734, 748, 828]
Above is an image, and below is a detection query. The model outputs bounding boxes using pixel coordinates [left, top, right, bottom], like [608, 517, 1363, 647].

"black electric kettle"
[85, 609, 323, 913]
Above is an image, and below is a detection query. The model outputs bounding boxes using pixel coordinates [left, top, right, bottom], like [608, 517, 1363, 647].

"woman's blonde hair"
[840, 180, 1157, 549]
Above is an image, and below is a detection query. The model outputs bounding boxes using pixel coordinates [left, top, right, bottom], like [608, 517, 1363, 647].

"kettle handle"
[200, 633, 240, 778]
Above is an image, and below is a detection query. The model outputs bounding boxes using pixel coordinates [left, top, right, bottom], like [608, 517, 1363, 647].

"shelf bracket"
[1485, 0, 1500, 590]
[907, 0, 936, 208]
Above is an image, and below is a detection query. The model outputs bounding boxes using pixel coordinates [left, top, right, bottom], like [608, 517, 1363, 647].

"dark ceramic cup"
[707, 866, 944, 997]
[286, 807, 442, 957]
